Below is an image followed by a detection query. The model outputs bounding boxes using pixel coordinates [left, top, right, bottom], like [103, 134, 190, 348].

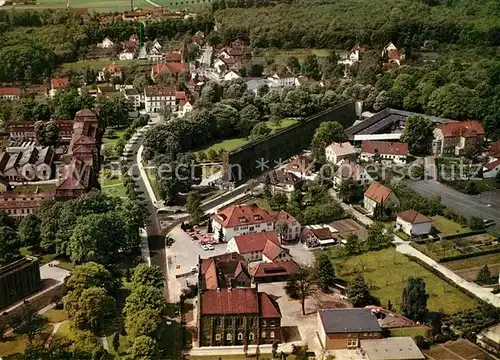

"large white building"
[395, 209, 432, 237]
[144, 86, 176, 113]
[275, 210, 301, 242]
[325, 142, 357, 165]
[226, 231, 291, 263]
[211, 204, 275, 242]
[360, 140, 408, 164]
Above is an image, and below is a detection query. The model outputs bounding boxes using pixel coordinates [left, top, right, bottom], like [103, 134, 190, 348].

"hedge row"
[439, 247, 500, 263]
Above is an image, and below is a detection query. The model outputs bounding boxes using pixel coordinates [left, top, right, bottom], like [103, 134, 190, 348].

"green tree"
[238, 104, 261, 135]
[34, 120, 60, 147]
[338, 178, 361, 203]
[347, 273, 372, 307]
[18, 214, 41, 247]
[129, 336, 160, 360]
[427, 83, 475, 120]
[68, 212, 126, 264]
[67, 287, 118, 336]
[268, 193, 288, 211]
[285, 266, 316, 315]
[311, 121, 346, 162]
[467, 216, 485, 230]
[125, 308, 165, 340]
[466, 182, 478, 195]
[13, 305, 48, 346]
[0, 225, 20, 265]
[249, 122, 271, 140]
[186, 191, 204, 224]
[316, 253, 336, 292]
[275, 220, 288, 242]
[64, 262, 117, 294]
[53, 86, 95, 120]
[400, 115, 434, 155]
[0, 44, 56, 82]
[124, 285, 167, 317]
[286, 56, 301, 75]
[345, 234, 363, 255]
[132, 264, 164, 290]
[476, 265, 494, 285]
[96, 94, 132, 128]
[366, 222, 393, 250]
[401, 277, 429, 322]
[301, 54, 321, 80]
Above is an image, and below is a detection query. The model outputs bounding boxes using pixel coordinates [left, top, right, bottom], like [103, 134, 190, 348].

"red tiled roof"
[259, 292, 281, 318]
[361, 141, 408, 156]
[488, 141, 500, 158]
[335, 161, 366, 180]
[285, 155, 313, 174]
[351, 44, 366, 53]
[0, 87, 21, 96]
[388, 49, 401, 60]
[103, 64, 121, 72]
[51, 77, 70, 90]
[396, 209, 432, 224]
[233, 231, 279, 255]
[364, 182, 393, 203]
[262, 240, 283, 261]
[201, 288, 258, 315]
[75, 109, 97, 118]
[275, 210, 297, 226]
[485, 159, 500, 171]
[165, 51, 182, 62]
[213, 204, 275, 228]
[145, 85, 175, 97]
[204, 259, 218, 289]
[437, 121, 484, 138]
[56, 158, 91, 191]
[251, 260, 298, 279]
[152, 62, 188, 76]
[175, 91, 187, 100]
[311, 227, 334, 240]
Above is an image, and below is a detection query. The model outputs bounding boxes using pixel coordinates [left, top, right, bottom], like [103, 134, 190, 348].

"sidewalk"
[136, 144, 158, 207]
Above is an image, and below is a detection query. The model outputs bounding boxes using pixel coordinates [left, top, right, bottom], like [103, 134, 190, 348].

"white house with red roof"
[0, 87, 21, 100]
[226, 231, 290, 263]
[338, 44, 366, 66]
[360, 140, 408, 164]
[483, 159, 500, 179]
[97, 63, 122, 82]
[325, 142, 357, 164]
[212, 203, 275, 242]
[364, 182, 400, 215]
[144, 85, 176, 113]
[50, 77, 70, 97]
[396, 209, 433, 236]
[275, 210, 301, 242]
[382, 42, 405, 65]
[333, 161, 372, 190]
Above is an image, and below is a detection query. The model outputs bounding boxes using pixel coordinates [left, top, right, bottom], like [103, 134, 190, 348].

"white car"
[207, 244, 214, 250]
[200, 244, 209, 251]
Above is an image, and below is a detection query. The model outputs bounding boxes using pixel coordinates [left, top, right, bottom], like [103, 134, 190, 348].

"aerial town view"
[0, 0, 500, 359]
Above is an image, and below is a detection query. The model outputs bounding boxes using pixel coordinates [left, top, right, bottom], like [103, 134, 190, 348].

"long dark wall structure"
[223, 101, 357, 184]
[0, 257, 42, 309]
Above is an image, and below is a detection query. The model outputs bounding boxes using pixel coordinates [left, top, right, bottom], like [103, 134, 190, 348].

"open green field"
[431, 215, 470, 236]
[197, 118, 299, 153]
[328, 248, 476, 314]
[390, 326, 430, 338]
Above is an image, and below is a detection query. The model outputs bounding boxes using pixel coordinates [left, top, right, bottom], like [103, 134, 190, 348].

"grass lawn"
[390, 327, 430, 338]
[106, 334, 131, 358]
[444, 253, 500, 271]
[13, 183, 56, 194]
[329, 248, 476, 314]
[0, 335, 28, 357]
[43, 309, 69, 323]
[19, 247, 74, 269]
[54, 322, 77, 340]
[430, 215, 470, 236]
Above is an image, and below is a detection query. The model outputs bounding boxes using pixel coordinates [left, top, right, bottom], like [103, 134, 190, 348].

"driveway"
[282, 243, 315, 266]
[409, 180, 500, 228]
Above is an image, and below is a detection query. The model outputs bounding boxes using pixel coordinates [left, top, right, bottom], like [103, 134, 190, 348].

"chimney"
[217, 287, 220, 292]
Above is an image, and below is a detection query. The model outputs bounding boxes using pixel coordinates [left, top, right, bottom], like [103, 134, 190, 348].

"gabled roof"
[200, 253, 248, 289]
[326, 142, 356, 156]
[275, 210, 298, 226]
[233, 231, 280, 255]
[0, 87, 21, 96]
[259, 292, 281, 318]
[388, 49, 401, 61]
[152, 62, 188, 76]
[262, 240, 285, 261]
[364, 182, 394, 204]
[165, 51, 182, 62]
[213, 204, 275, 228]
[144, 86, 175, 97]
[251, 260, 298, 279]
[175, 91, 187, 100]
[361, 141, 408, 156]
[56, 158, 91, 190]
[103, 64, 121, 73]
[261, 169, 301, 187]
[201, 288, 259, 315]
[437, 121, 484, 137]
[318, 308, 382, 334]
[285, 155, 314, 174]
[75, 109, 97, 118]
[51, 77, 70, 90]
[485, 158, 500, 171]
[335, 161, 367, 180]
[396, 209, 432, 224]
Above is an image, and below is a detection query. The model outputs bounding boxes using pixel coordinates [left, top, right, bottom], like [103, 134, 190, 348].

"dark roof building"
[199, 253, 250, 290]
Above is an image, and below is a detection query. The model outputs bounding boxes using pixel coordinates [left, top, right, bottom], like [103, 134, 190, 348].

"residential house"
[317, 308, 383, 350]
[364, 182, 400, 216]
[97, 37, 114, 49]
[98, 63, 122, 82]
[226, 231, 291, 263]
[333, 161, 372, 190]
[382, 42, 405, 65]
[483, 159, 500, 179]
[250, 260, 298, 283]
[360, 140, 408, 164]
[97, 85, 118, 97]
[147, 44, 164, 62]
[150, 62, 188, 82]
[259, 169, 302, 196]
[123, 88, 141, 109]
[211, 204, 275, 242]
[224, 70, 241, 81]
[301, 225, 338, 248]
[477, 323, 500, 356]
[275, 210, 301, 242]
[9, 120, 74, 143]
[0, 87, 21, 100]
[50, 77, 70, 97]
[284, 155, 314, 179]
[432, 121, 485, 157]
[198, 288, 282, 347]
[267, 69, 296, 87]
[177, 99, 193, 117]
[199, 253, 251, 290]
[338, 44, 366, 66]
[359, 337, 425, 360]
[144, 86, 176, 113]
[396, 209, 432, 237]
[325, 142, 357, 164]
[165, 51, 183, 63]
[119, 50, 135, 60]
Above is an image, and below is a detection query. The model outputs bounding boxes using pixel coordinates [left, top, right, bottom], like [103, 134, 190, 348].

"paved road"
[409, 180, 500, 227]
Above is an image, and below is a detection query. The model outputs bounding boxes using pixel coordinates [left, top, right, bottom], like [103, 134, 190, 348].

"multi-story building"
[226, 231, 291, 263]
[325, 142, 357, 164]
[363, 182, 400, 216]
[317, 308, 383, 350]
[360, 140, 408, 164]
[144, 86, 176, 113]
[0, 147, 54, 181]
[275, 210, 301, 242]
[0, 191, 55, 218]
[333, 161, 372, 190]
[198, 287, 282, 347]
[258, 169, 302, 196]
[49, 77, 70, 98]
[8, 120, 74, 143]
[432, 121, 484, 157]
[199, 253, 251, 290]
[123, 88, 141, 109]
[211, 204, 275, 242]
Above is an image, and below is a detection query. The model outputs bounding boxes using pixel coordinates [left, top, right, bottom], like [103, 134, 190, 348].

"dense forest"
[212, 0, 500, 48]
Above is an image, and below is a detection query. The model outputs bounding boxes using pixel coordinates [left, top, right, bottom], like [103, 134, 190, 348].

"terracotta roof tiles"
[213, 204, 275, 228]
[233, 231, 279, 255]
[361, 141, 408, 156]
[437, 121, 484, 138]
[364, 182, 393, 204]
[396, 209, 432, 224]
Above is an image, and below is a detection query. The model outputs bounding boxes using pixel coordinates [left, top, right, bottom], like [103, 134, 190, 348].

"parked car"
[207, 244, 214, 250]
[200, 244, 209, 251]
[483, 219, 496, 228]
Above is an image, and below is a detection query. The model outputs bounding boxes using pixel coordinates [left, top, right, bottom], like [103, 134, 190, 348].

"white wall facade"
[212, 219, 275, 242]
[360, 152, 407, 164]
[144, 94, 176, 113]
[396, 217, 432, 236]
